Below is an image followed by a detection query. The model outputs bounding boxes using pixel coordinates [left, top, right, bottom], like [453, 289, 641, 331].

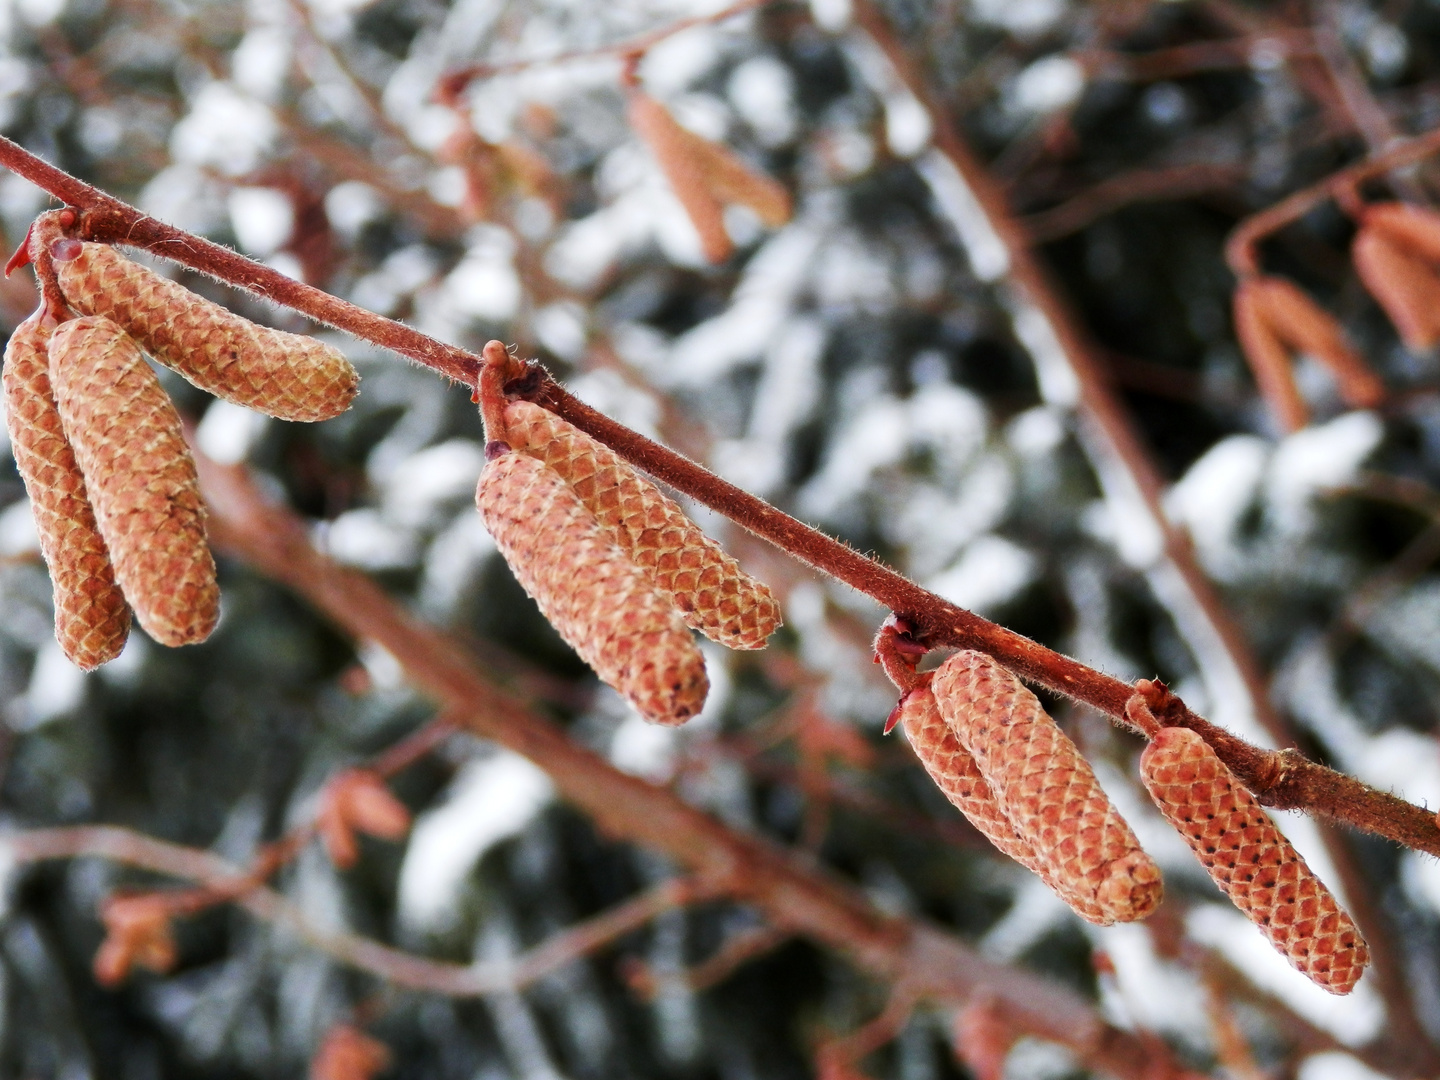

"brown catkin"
[1140, 726, 1369, 995]
[932, 651, 1163, 924]
[476, 450, 708, 725]
[503, 400, 782, 650]
[48, 317, 219, 647]
[627, 92, 733, 264]
[1248, 276, 1385, 409]
[1363, 200, 1440, 265]
[1352, 227, 1440, 350]
[54, 242, 358, 423]
[896, 682, 1108, 921]
[1233, 279, 1309, 433]
[3, 317, 131, 668]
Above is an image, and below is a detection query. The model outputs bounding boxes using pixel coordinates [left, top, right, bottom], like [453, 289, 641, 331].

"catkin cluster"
[912, 652, 1162, 925]
[476, 392, 780, 724]
[4, 232, 362, 665]
[888, 633, 1369, 992]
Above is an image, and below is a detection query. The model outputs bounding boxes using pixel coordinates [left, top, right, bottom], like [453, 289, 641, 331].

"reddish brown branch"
[0, 99, 1433, 858]
[0, 135, 481, 384]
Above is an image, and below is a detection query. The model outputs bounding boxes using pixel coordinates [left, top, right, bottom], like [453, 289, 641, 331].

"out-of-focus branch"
[1226, 125, 1440, 275]
[434, 0, 768, 102]
[1021, 163, 1248, 243]
[7, 826, 707, 996]
[192, 449, 1192, 1080]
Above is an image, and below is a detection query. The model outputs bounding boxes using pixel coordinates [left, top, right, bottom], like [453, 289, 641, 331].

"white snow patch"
[1298, 1052, 1393, 1080]
[230, 184, 295, 257]
[195, 401, 270, 465]
[171, 82, 276, 176]
[728, 56, 796, 145]
[0, 499, 38, 557]
[1165, 435, 1269, 566]
[381, 439, 486, 529]
[609, 715, 679, 783]
[398, 752, 554, 933]
[1012, 56, 1085, 115]
[1265, 412, 1382, 534]
[1186, 905, 1384, 1044]
[323, 509, 419, 570]
[19, 639, 86, 728]
[926, 535, 1036, 615]
[1092, 922, 1206, 1038]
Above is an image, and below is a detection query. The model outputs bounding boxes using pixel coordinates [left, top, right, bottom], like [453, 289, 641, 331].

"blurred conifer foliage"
[1, 0, 1440, 1077]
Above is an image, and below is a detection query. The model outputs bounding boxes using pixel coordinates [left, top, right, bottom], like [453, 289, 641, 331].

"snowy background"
[0, 0, 1436, 1076]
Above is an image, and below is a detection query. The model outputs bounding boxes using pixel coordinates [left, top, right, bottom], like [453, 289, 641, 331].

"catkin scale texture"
[3, 317, 131, 668]
[48, 317, 219, 647]
[503, 401, 781, 650]
[932, 651, 1162, 924]
[476, 451, 708, 725]
[54, 243, 358, 423]
[1141, 727, 1369, 995]
[897, 684, 1107, 922]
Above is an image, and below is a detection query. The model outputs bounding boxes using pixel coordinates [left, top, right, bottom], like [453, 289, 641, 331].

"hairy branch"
[0, 124, 1433, 854]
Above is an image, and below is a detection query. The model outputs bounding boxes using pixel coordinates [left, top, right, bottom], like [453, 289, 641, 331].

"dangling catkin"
[1362, 200, 1440, 264]
[48, 317, 219, 647]
[477, 449, 708, 725]
[896, 681, 1109, 922]
[53, 242, 358, 422]
[1140, 726, 1369, 995]
[1352, 227, 1440, 349]
[932, 651, 1163, 924]
[502, 400, 781, 650]
[628, 92, 732, 264]
[3, 316, 131, 668]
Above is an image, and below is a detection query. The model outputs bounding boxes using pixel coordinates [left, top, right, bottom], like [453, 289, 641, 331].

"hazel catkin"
[3, 315, 131, 668]
[1140, 726, 1369, 995]
[932, 651, 1162, 924]
[53, 242, 358, 423]
[502, 400, 781, 650]
[896, 680, 1108, 922]
[48, 316, 219, 647]
[476, 448, 708, 725]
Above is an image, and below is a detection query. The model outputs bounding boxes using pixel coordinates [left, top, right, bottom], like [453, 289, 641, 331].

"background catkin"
[3, 316, 131, 668]
[54, 242, 358, 423]
[503, 400, 782, 650]
[48, 317, 219, 647]
[896, 681, 1109, 922]
[1140, 726, 1369, 995]
[932, 651, 1163, 924]
[476, 449, 708, 725]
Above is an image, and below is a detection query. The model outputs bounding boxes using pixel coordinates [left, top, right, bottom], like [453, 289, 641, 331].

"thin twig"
[1226, 125, 1440, 275]
[6, 826, 705, 996]
[435, 0, 769, 102]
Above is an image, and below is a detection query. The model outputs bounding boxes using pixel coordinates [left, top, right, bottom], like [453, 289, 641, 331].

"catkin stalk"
[48, 317, 219, 647]
[1140, 726, 1369, 995]
[932, 651, 1162, 924]
[54, 242, 358, 423]
[476, 449, 708, 725]
[503, 400, 782, 650]
[3, 316, 131, 668]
